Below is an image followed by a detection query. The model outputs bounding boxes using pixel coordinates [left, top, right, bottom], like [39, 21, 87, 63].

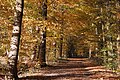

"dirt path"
[19, 58, 120, 80]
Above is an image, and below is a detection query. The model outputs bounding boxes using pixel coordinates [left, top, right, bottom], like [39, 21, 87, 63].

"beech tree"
[7, 0, 24, 79]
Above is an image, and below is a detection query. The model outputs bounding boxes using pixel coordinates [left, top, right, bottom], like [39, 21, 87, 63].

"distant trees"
[66, 36, 76, 58]
[7, 0, 24, 79]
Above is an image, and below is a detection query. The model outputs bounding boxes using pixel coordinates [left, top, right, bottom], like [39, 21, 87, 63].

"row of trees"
[0, 0, 120, 79]
[88, 0, 120, 69]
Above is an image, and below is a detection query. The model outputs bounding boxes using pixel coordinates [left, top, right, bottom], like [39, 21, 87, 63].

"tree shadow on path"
[19, 58, 120, 80]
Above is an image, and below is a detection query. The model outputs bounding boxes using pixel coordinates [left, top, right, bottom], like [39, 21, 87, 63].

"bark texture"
[8, 0, 24, 79]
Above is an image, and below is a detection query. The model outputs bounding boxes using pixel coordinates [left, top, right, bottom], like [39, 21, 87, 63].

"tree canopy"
[0, 0, 120, 79]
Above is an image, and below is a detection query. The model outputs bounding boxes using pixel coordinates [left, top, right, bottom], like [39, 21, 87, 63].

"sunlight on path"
[19, 58, 120, 80]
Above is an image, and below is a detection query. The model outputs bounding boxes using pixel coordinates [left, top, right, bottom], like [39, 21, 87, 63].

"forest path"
[19, 58, 120, 80]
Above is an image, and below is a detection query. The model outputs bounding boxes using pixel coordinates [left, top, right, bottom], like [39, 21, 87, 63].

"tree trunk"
[31, 45, 37, 61]
[31, 26, 40, 61]
[38, 0, 47, 67]
[117, 35, 120, 69]
[7, 0, 24, 79]
[59, 8, 64, 58]
[39, 30, 47, 67]
[59, 36, 63, 58]
[89, 45, 92, 59]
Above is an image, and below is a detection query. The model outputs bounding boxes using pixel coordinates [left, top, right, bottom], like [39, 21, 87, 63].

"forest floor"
[18, 58, 120, 80]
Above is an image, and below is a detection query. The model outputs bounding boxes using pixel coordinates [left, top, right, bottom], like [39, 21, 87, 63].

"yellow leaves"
[116, 13, 120, 19]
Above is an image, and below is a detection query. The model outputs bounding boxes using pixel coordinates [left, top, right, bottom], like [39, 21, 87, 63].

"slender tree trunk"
[97, 7, 105, 52]
[53, 42, 57, 59]
[59, 9, 64, 58]
[116, 1, 120, 70]
[89, 44, 92, 59]
[117, 35, 120, 69]
[39, 30, 47, 67]
[117, 19, 120, 69]
[59, 35, 63, 58]
[66, 37, 71, 58]
[31, 45, 37, 61]
[31, 26, 40, 61]
[38, 0, 47, 67]
[7, 0, 24, 79]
